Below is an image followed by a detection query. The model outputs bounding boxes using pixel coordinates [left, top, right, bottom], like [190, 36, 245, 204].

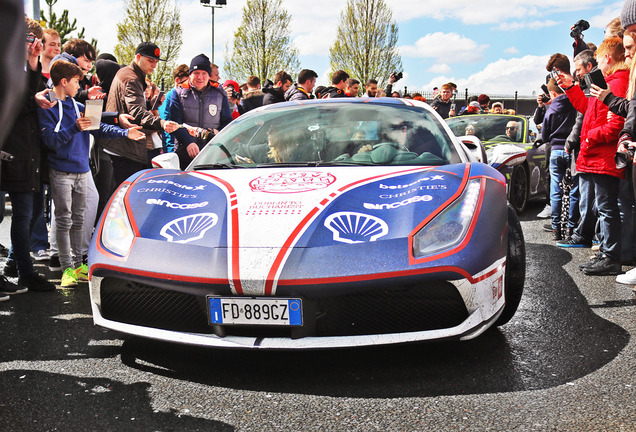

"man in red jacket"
[556, 37, 630, 275]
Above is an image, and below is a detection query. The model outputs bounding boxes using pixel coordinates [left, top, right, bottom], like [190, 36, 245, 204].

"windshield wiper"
[191, 163, 243, 170]
[255, 161, 370, 168]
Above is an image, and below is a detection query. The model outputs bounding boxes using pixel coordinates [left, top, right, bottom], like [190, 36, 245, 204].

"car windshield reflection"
[190, 103, 462, 169]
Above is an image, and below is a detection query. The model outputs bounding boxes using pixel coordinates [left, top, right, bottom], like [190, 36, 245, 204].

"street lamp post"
[200, 0, 226, 63]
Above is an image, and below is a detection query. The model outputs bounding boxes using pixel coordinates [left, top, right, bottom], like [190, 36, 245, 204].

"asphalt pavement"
[0, 201, 634, 431]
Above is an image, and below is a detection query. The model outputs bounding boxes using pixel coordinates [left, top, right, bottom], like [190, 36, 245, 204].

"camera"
[26, 33, 35, 44]
[570, 19, 590, 38]
[391, 72, 403, 82]
[550, 68, 560, 81]
[616, 146, 635, 169]
[229, 88, 240, 99]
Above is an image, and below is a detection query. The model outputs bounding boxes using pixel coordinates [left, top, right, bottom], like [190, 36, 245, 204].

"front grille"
[99, 278, 468, 338]
[314, 282, 468, 336]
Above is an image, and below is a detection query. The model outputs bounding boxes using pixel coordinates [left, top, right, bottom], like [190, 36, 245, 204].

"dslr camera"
[540, 84, 550, 103]
[616, 146, 635, 169]
[391, 71, 403, 82]
[570, 19, 590, 38]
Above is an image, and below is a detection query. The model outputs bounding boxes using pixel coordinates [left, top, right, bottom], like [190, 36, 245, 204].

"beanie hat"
[621, 0, 636, 29]
[189, 54, 212, 76]
[51, 52, 78, 66]
[223, 79, 240, 92]
[477, 94, 490, 105]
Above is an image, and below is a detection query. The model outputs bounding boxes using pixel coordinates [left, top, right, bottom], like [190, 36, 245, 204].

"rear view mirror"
[487, 144, 526, 171]
[151, 152, 181, 170]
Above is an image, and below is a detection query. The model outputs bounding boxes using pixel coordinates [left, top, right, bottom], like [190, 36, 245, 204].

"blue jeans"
[30, 189, 49, 253]
[573, 174, 596, 243]
[7, 191, 41, 276]
[568, 175, 580, 231]
[618, 171, 636, 261]
[575, 173, 621, 259]
[549, 150, 570, 230]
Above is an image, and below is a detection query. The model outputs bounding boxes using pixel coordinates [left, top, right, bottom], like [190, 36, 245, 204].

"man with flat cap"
[104, 41, 179, 184]
[164, 53, 232, 169]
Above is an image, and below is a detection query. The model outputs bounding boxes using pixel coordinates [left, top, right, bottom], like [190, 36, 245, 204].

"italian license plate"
[208, 297, 302, 326]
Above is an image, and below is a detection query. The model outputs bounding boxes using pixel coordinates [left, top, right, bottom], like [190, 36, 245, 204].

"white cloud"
[428, 63, 451, 74]
[390, 0, 601, 25]
[504, 47, 520, 54]
[400, 32, 488, 63]
[495, 20, 561, 31]
[419, 55, 550, 95]
[588, 2, 623, 29]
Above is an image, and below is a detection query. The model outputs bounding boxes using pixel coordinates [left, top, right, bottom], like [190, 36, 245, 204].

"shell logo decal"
[324, 212, 389, 244]
[160, 212, 218, 244]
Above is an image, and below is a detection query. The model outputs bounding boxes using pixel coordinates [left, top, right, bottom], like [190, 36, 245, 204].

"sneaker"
[583, 255, 622, 276]
[61, 268, 78, 288]
[557, 237, 592, 248]
[579, 253, 603, 270]
[18, 273, 55, 292]
[3, 260, 17, 277]
[30, 250, 49, 261]
[537, 204, 551, 218]
[49, 255, 61, 271]
[542, 223, 553, 232]
[616, 267, 636, 284]
[552, 229, 562, 241]
[73, 263, 88, 282]
[0, 275, 28, 295]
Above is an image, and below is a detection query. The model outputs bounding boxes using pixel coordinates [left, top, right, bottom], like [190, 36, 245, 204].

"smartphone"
[585, 69, 608, 90]
[151, 91, 164, 110]
[47, 89, 57, 103]
[26, 33, 35, 44]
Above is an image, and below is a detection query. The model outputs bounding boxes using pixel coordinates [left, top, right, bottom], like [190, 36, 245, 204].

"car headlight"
[101, 183, 134, 257]
[412, 179, 481, 257]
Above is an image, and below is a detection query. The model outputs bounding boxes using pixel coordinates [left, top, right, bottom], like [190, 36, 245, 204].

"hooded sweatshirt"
[541, 94, 577, 150]
[38, 96, 128, 173]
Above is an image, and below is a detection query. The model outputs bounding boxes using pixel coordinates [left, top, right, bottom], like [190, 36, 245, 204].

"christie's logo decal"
[146, 198, 209, 209]
[249, 171, 336, 194]
[324, 212, 388, 244]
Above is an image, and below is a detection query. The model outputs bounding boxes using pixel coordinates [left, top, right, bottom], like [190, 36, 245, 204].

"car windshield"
[446, 115, 527, 143]
[190, 102, 461, 169]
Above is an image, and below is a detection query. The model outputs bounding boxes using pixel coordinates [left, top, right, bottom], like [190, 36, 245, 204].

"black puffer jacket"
[262, 82, 286, 105]
[1, 63, 45, 192]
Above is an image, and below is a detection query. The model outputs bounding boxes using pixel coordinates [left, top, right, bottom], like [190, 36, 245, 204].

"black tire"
[508, 163, 529, 214]
[495, 205, 526, 326]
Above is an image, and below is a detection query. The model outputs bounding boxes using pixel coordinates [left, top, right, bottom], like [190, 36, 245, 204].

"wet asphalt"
[0, 201, 634, 431]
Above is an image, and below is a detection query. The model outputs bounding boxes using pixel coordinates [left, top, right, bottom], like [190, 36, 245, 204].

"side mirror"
[458, 135, 487, 163]
[487, 144, 527, 172]
[151, 152, 181, 170]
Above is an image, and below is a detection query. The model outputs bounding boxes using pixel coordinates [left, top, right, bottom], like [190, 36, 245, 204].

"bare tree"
[224, 0, 299, 83]
[114, 0, 182, 88]
[329, 0, 402, 89]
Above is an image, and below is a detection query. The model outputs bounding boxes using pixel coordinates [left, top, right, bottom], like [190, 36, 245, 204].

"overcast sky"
[24, 0, 622, 95]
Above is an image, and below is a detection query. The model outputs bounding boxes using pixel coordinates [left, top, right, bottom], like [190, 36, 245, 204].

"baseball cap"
[135, 42, 166, 61]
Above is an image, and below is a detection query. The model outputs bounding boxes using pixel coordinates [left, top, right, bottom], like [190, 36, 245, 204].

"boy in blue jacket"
[38, 60, 145, 287]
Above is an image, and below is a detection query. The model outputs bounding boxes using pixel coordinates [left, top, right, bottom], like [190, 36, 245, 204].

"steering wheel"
[373, 142, 410, 152]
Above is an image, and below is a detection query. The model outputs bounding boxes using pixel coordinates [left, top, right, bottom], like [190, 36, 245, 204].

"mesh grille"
[99, 278, 468, 338]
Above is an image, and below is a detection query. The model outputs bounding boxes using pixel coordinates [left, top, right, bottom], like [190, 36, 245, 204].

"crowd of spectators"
[533, 0, 636, 291]
[3, 3, 636, 300]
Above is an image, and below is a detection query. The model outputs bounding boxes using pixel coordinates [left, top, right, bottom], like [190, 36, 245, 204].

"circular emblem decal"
[154, 48, 161, 57]
[249, 171, 336, 194]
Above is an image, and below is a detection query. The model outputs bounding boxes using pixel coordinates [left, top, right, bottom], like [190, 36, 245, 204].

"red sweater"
[565, 68, 629, 178]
